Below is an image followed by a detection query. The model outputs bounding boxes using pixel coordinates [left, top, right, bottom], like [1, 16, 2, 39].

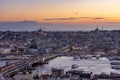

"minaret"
[102, 27, 103, 30]
[43, 27, 45, 31]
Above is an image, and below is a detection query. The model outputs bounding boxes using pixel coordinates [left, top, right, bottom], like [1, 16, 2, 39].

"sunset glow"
[1, 0, 120, 23]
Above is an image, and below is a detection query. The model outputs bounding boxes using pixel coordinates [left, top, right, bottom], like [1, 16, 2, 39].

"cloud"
[80, 17, 106, 20]
[80, 17, 91, 19]
[43, 17, 107, 21]
[92, 17, 106, 20]
[44, 17, 78, 21]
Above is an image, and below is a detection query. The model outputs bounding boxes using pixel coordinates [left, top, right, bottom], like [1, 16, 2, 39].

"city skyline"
[1, 0, 120, 23]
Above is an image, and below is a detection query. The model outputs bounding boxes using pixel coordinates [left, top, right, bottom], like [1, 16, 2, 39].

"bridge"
[0, 54, 58, 79]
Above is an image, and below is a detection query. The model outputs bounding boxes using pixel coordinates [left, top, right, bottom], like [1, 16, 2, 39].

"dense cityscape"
[1, 0, 120, 80]
[0, 28, 120, 80]
[0, 28, 120, 56]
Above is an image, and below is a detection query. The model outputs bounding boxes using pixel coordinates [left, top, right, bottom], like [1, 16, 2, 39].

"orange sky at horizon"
[1, 0, 120, 23]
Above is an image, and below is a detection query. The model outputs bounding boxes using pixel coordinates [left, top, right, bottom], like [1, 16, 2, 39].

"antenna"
[43, 27, 45, 31]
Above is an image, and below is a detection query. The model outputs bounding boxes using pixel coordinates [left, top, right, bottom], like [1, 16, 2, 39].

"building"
[51, 68, 64, 78]
[0, 47, 11, 54]
[28, 44, 38, 53]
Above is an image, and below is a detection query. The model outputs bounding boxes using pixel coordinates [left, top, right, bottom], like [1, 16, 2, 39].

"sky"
[0, 0, 120, 23]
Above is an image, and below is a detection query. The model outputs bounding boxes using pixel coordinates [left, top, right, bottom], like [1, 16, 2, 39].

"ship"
[107, 56, 120, 60]
[111, 65, 120, 70]
[110, 61, 120, 65]
[71, 64, 79, 69]
[110, 72, 120, 78]
[73, 56, 79, 60]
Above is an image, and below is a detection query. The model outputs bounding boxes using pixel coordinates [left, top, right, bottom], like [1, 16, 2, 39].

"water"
[0, 22, 120, 31]
[33, 56, 120, 75]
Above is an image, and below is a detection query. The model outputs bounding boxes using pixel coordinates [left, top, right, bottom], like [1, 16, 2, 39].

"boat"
[73, 56, 79, 60]
[71, 64, 79, 69]
[108, 56, 120, 60]
[110, 61, 120, 65]
[111, 65, 120, 70]
[80, 56, 85, 59]
[110, 72, 120, 78]
[96, 56, 100, 59]
[80, 56, 92, 59]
